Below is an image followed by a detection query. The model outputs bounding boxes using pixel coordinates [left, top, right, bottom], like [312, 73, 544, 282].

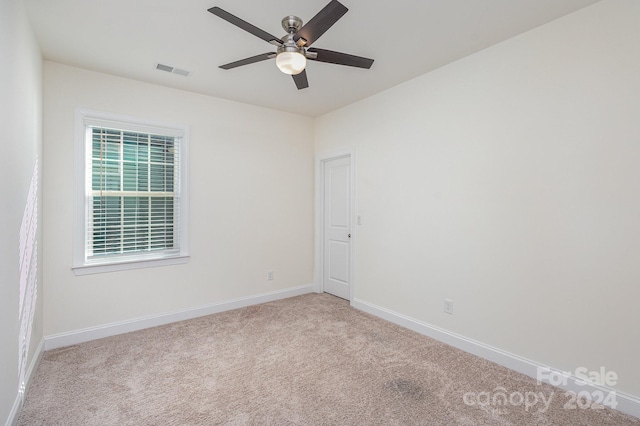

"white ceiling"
[24, 0, 600, 117]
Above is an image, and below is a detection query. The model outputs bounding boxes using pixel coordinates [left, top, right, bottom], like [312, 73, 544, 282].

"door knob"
[348, 233, 351, 239]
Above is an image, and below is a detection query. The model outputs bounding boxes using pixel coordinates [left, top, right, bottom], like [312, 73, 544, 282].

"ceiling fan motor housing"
[278, 33, 306, 56]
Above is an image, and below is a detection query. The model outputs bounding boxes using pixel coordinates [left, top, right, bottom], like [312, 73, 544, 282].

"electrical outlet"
[444, 299, 454, 315]
[267, 270, 274, 280]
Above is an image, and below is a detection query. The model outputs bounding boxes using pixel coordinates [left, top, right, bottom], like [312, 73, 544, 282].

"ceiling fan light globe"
[276, 51, 307, 75]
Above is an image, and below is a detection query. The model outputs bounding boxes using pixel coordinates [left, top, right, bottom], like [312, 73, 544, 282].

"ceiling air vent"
[155, 63, 191, 77]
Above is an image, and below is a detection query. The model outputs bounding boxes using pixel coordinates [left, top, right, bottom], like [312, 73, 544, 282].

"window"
[73, 109, 189, 274]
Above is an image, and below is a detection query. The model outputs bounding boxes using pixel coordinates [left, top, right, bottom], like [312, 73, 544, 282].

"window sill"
[72, 255, 189, 276]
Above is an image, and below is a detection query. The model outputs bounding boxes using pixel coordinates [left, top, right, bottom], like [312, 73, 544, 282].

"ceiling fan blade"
[307, 48, 374, 69]
[219, 52, 276, 70]
[208, 7, 282, 46]
[294, 0, 348, 47]
[292, 70, 309, 90]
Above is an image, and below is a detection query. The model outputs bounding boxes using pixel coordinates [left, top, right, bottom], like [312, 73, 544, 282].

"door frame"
[314, 147, 356, 302]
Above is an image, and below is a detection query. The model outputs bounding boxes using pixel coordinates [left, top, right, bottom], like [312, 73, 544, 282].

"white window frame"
[73, 108, 189, 275]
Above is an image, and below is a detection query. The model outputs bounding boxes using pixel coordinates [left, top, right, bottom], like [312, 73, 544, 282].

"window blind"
[87, 126, 181, 262]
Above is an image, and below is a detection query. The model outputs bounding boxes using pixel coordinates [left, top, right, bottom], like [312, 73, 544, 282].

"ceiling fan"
[208, 0, 374, 90]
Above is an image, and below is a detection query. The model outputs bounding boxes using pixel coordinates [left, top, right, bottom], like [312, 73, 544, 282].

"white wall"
[43, 62, 314, 336]
[316, 0, 640, 398]
[0, 0, 43, 423]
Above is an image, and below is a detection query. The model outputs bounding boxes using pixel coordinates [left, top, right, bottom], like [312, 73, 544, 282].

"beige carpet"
[18, 293, 638, 425]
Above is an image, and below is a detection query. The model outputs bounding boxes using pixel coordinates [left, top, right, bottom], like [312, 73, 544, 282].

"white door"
[323, 156, 351, 300]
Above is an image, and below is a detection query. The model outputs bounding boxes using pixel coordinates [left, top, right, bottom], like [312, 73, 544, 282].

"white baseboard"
[45, 284, 313, 351]
[351, 298, 640, 420]
[6, 395, 20, 426]
[6, 338, 45, 426]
